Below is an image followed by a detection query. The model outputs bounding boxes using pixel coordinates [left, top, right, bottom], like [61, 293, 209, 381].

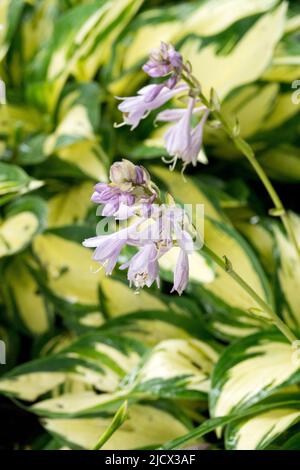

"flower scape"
[0, 0, 300, 453]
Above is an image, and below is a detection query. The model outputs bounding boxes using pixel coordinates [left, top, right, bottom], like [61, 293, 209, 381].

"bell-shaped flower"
[82, 224, 139, 275]
[91, 183, 135, 219]
[117, 83, 187, 130]
[171, 249, 189, 295]
[157, 100, 209, 168]
[120, 243, 160, 289]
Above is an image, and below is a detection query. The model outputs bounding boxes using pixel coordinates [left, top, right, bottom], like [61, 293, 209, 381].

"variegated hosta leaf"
[44, 83, 100, 155]
[31, 391, 125, 418]
[225, 407, 300, 450]
[55, 141, 108, 181]
[263, 30, 300, 82]
[130, 338, 219, 399]
[177, 0, 279, 39]
[157, 206, 272, 339]
[259, 145, 300, 182]
[98, 308, 209, 347]
[0, 333, 145, 401]
[150, 166, 225, 222]
[27, 0, 143, 111]
[42, 404, 190, 450]
[0, 0, 25, 61]
[0, 162, 43, 205]
[234, 219, 276, 274]
[2, 254, 53, 336]
[273, 213, 300, 329]
[206, 85, 299, 159]
[0, 195, 47, 258]
[21, 0, 61, 62]
[179, 3, 287, 100]
[32, 229, 105, 322]
[210, 331, 300, 419]
[47, 181, 94, 228]
[205, 219, 271, 303]
[160, 393, 300, 450]
[109, 0, 280, 94]
[0, 104, 44, 138]
[100, 277, 169, 319]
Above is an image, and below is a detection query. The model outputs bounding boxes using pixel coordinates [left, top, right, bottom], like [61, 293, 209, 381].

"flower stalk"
[83, 42, 299, 344]
[181, 72, 300, 260]
[202, 244, 297, 344]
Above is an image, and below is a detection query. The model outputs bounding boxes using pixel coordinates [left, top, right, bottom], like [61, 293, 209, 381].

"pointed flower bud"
[143, 42, 183, 78]
[110, 159, 137, 185]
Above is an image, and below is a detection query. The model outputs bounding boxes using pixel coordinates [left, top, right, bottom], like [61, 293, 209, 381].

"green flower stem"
[181, 73, 300, 259]
[207, 96, 300, 260]
[201, 244, 298, 344]
[93, 400, 128, 450]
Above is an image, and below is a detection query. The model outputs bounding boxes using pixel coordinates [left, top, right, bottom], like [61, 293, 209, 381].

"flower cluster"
[83, 159, 195, 294]
[117, 42, 209, 171]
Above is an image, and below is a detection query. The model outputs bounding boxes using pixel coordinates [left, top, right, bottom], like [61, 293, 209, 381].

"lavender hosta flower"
[115, 42, 212, 170]
[0, 80, 6, 105]
[157, 101, 210, 169]
[181, 109, 210, 167]
[82, 226, 132, 275]
[83, 160, 196, 295]
[161, 97, 195, 169]
[120, 243, 160, 289]
[117, 83, 187, 130]
[91, 183, 135, 218]
[171, 249, 189, 295]
[143, 42, 183, 79]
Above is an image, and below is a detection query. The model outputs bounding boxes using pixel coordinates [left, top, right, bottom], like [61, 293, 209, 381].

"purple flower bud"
[110, 159, 137, 184]
[143, 42, 183, 78]
[91, 160, 158, 220]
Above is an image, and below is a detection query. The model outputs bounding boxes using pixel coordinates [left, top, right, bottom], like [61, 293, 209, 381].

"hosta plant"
[0, 0, 300, 451]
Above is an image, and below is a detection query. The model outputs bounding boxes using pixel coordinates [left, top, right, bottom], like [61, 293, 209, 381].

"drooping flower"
[180, 109, 210, 167]
[91, 183, 135, 218]
[157, 102, 209, 168]
[116, 42, 211, 170]
[171, 249, 189, 295]
[162, 97, 195, 169]
[120, 242, 160, 289]
[82, 226, 135, 275]
[143, 42, 183, 80]
[117, 83, 187, 130]
[0, 80, 6, 105]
